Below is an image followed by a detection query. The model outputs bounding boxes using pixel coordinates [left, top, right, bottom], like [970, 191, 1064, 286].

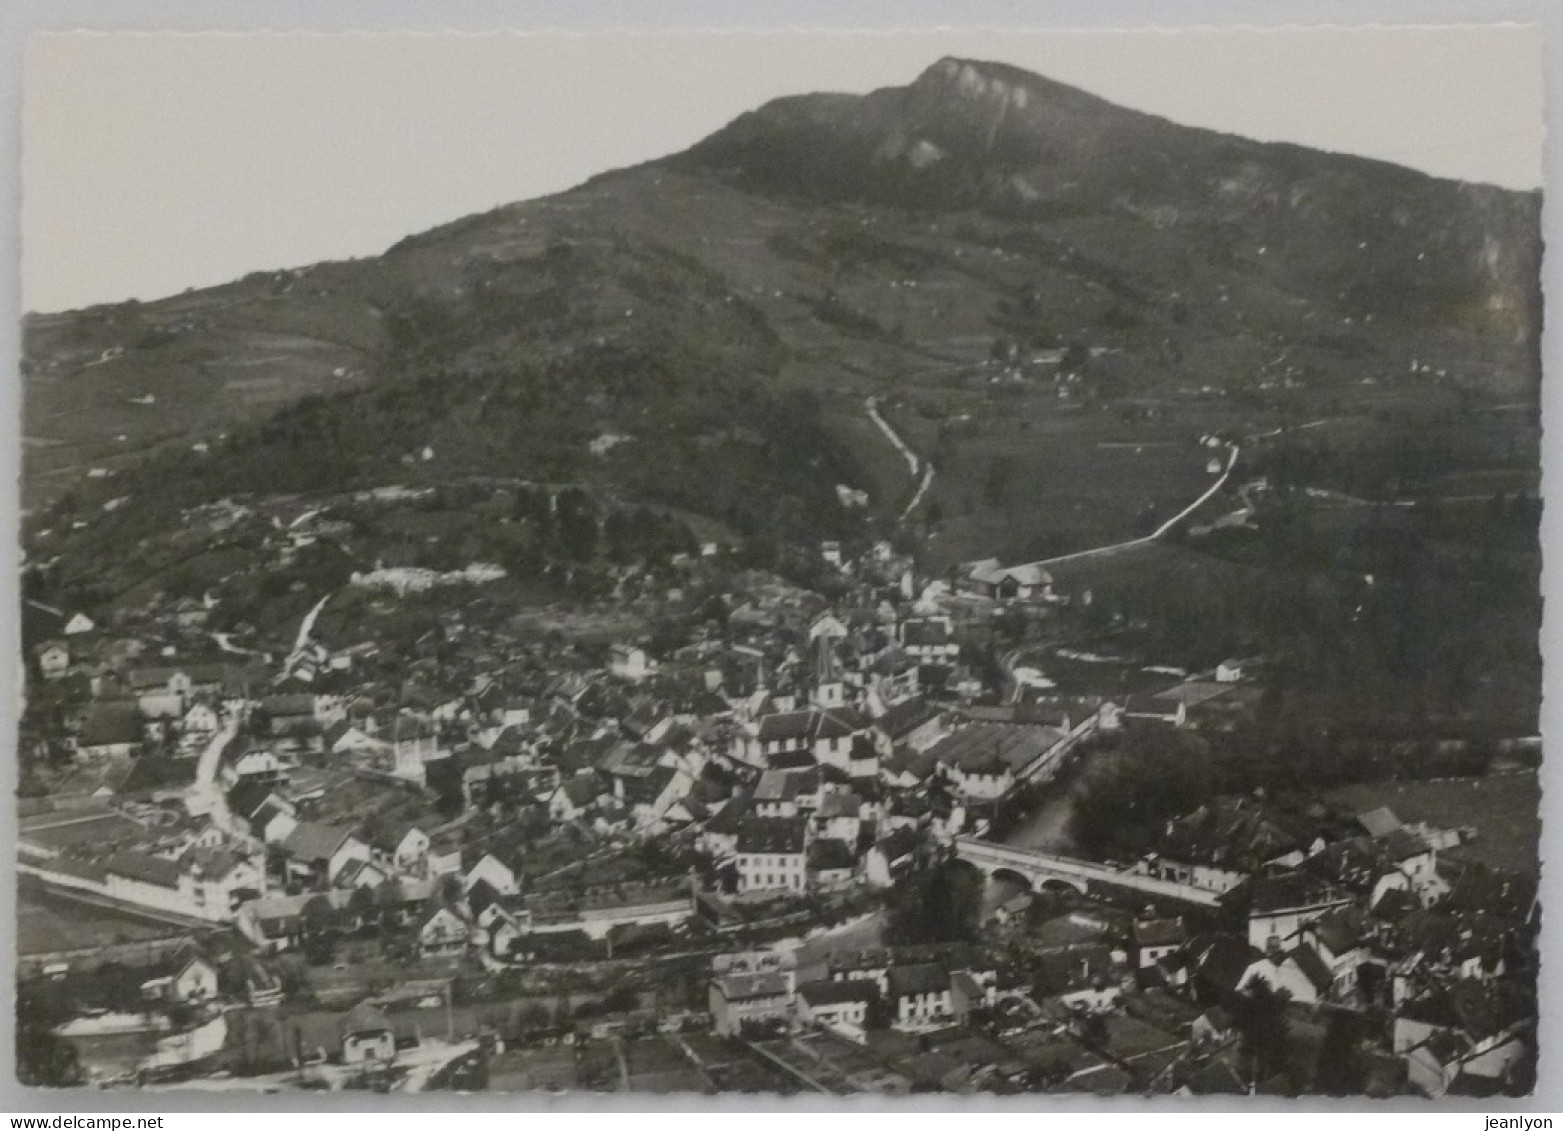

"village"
[15, 496, 1540, 1100]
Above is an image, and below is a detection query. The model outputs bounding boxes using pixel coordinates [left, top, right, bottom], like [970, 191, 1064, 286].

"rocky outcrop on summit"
[678, 57, 1540, 341]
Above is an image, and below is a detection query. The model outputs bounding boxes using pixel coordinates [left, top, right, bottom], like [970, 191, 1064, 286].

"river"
[978, 741, 1104, 916]
[1001, 785, 1078, 853]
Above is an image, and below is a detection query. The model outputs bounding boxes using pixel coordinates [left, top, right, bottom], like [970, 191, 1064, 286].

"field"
[620, 1034, 711, 1093]
[22, 268, 384, 509]
[17, 883, 193, 955]
[1042, 540, 1269, 672]
[678, 1033, 804, 1094]
[756, 1030, 913, 1093]
[20, 807, 150, 855]
[879, 392, 1223, 569]
[486, 1044, 580, 1093]
[1323, 771, 1541, 875]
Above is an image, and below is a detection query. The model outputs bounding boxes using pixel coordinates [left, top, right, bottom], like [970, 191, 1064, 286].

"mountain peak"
[913, 56, 1032, 100]
[667, 56, 1537, 353]
[914, 56, 1047, 102]
[675, 55, 1172, 207]
[907, 56, 1130, 121]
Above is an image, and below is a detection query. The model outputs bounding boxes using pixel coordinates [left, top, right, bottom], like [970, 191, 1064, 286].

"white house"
[182, 702, 221, 738]
[418, 906, 470, 957]
[1381, 829, 1440, 899]
[735, 818, 809, 894]
[996, 563, 1053, 602]
[1392, 980, 1533, 1097]
[1299, 912, 1375, 1004]
[871, 698, 947, 759]
[944, 756, 1015, 802]
[141, 953, 220, 1006]
[797, 980, 877, 1031]
[633, 766, 694, 832]
[709, 971, 794, 1037]
[1132, 856, 1246, 896]
[808, 613, 849, 642]
[807, 839, 857, 888]
[609, 644, 650, 682]
[1132, 918, 1188, 975]
[899, 617, 960, 661]
[313, 695, 349, 727]
[958, 560, 1055, 602]
[392, 828, 431, 877]
[426, 838, 464, 878]
[341, 1005, 397, 1065]
[1236, 944, 1334, 1006]
[334, 857, 390, 891]
[128, 668, 194, 720]
[735, 710, 807, 766]
[64, 612, 96, 636]
[279, 822, 371, 886]
[1396, 984, 1533, 1099]
[259, 808, 299, 845]
[865, 828, 919, 888]
[889, 964, 953, 1029]
[810, 709, 873, 773]
[752, 769, 821, 820]
[1247, 871, 1356, 951]
[227, 749, 285, 787]
[36, 641, 70, 681]
[1214, 659, 1246, 683]
[463, 853, 519, 897]
[85, 852, 232, 923]
[813, 790, 866, 844]
[329, 723, 385, 756]
[182, 846, 267, 915]
[548, 775, 602, 822]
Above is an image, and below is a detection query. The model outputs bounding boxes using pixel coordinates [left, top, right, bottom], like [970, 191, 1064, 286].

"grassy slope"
[26, 153, 1537, 547]
[1323, 772, 1541, 875]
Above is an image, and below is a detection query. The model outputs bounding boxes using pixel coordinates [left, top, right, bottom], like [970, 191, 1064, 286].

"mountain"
[23, 57, 1543, 575]
[678, 56, 1539, 332]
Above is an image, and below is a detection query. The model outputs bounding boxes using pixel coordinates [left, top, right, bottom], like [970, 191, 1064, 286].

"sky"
[21, 24, 1546, 314]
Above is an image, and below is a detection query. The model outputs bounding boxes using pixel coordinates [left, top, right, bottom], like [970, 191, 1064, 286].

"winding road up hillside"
[865, 396, 936, 524]
[868, 391, 1241, 568]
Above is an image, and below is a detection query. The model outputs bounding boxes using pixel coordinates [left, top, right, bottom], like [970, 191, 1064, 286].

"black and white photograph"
[12, 22, 1546, 1101]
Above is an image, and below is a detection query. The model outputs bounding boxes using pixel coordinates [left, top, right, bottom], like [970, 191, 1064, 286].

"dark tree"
[16, 982, 82, 1088]
[1314, 1010, 1367, 1096]
[426, 757, 466, 819]
[863, 992, 894, 1031]
[1067, 730, 1218, 859]
[1231, 981, 1291, 1086]
[300, 895, 339, 965]
[884, 859, 982, 945]
[347, 885, 377, 935]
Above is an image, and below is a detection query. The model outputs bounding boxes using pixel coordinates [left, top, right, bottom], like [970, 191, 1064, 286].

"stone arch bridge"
[952, 837, 1225, 910]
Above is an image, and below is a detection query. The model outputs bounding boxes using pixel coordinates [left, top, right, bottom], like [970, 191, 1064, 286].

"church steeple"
[810, 635, 844, 709]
